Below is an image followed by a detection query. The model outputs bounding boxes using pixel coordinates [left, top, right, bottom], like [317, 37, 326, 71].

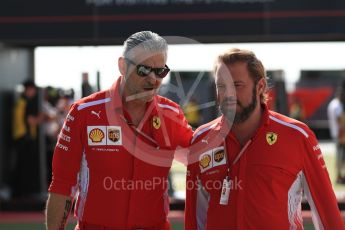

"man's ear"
[118, 57, 126, 76]
[257, 78, 266, 95]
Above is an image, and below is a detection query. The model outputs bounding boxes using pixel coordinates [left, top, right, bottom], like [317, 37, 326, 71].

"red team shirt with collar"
[49, 77, 193, 230]
[185, 105, 344, 230]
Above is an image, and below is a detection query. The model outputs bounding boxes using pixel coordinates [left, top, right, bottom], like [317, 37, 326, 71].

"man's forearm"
[46, 193, 72, 230]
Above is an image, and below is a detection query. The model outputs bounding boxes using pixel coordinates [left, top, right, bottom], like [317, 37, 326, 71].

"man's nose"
[147, 72, 158, 84]
[224, 87, 235, 98]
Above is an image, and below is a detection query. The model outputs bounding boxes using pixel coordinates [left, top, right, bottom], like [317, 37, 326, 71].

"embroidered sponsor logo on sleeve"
[57, 142, 69, 151]
[63, 124, 71, 133]
[313, 144, 320, 151]
[310, 143, 325, 167]
[199, 146, 226, 173]
[317, 153, 326, 168]
[66, 114, 75, 122]
[59, 133, 71, 142]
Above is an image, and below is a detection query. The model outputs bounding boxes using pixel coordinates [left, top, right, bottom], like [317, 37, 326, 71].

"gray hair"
[123, 31, 168, 60]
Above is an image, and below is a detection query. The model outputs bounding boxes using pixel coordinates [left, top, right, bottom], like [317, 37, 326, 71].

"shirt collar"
[106, 76, 124, 111]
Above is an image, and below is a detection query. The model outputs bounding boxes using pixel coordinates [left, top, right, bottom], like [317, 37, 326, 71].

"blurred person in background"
[329, 80, 345, 183]
[289, 96, 305, 122]
[12, 80, 43, 198]
[42, 86, 60, 185]
[81, 72, 93, 98]
[56, 89, 74, 125]
[183, 97, 202, 129]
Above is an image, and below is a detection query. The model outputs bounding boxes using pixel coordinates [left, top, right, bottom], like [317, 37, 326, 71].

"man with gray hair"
[46, 31, 193, 230]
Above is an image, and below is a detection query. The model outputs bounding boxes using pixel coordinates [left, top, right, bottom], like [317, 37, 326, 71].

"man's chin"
[134, 90, 156, 102]
[145, 97, 154, 102]
[221, 109, 235, 123]
[140, 95, 154, 102]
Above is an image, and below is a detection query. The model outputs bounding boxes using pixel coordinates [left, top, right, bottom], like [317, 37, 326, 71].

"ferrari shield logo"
[266, 132, 278, 145]
[153, 116, 161, 129]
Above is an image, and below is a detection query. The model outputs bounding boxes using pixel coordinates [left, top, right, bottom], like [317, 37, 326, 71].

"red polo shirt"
[49, 76, 193, 229]
[185, 105, 343, 230]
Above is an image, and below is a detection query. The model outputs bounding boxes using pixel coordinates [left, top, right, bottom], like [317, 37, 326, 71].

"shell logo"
[199, 154, 211, 169]
[89, 128, 105, 143]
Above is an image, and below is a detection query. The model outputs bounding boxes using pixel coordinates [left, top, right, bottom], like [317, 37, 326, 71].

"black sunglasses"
[126, 59, 170, 79]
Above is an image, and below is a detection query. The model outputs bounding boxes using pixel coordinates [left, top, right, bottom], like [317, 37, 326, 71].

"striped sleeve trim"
[77, 98, 111, 111]
[158, 103, 179, 114]
[191, 123, 217, 144]
[269, 115, 309, 138]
